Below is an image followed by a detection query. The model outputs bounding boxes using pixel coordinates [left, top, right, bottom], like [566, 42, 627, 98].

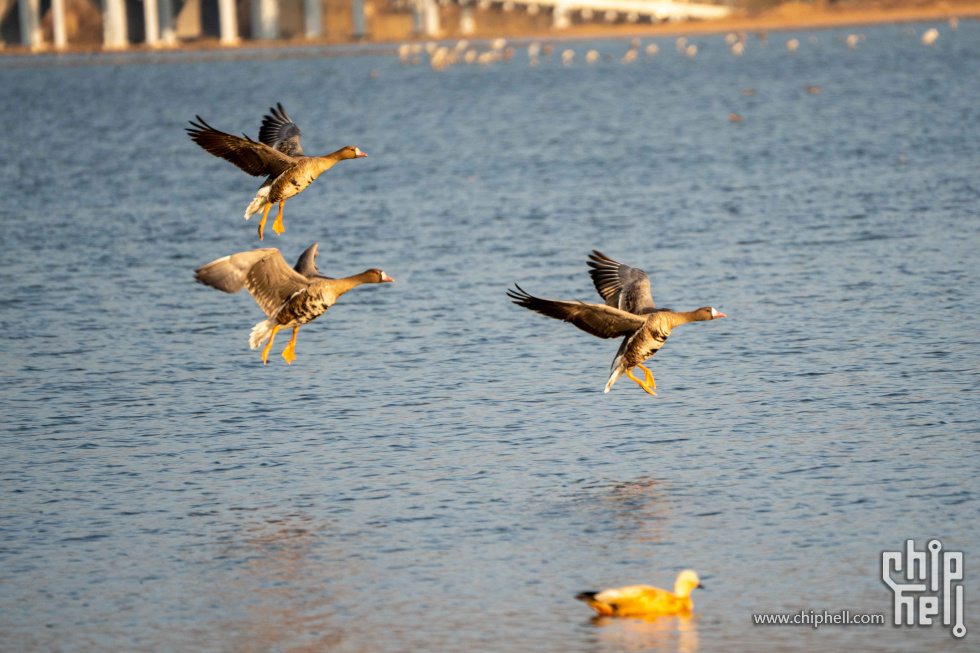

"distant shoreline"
[1, 0, 976, 64]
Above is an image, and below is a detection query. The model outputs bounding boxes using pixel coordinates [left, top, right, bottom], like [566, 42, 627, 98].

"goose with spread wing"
[507, 252, 724, 396]
[186, 104, 367, 240]
[195, 243, 393, 365]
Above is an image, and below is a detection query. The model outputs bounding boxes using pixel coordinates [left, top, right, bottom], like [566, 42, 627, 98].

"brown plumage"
[195, 243, 393, 365]
[507, 251, 725, 396]
[186, 104, 367, 240]
[577, 570, 702, 618]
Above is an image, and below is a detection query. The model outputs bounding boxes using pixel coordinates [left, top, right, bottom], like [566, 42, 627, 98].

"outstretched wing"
[587, 250, 657, 315]
[186, 116, 297, 178]
[507, 284, 646, 339]
[195, 248, 309, 317]
[259, 103, 304, 157]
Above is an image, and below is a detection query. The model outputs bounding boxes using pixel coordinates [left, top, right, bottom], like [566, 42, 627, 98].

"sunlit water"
[1, 22, 979, 652]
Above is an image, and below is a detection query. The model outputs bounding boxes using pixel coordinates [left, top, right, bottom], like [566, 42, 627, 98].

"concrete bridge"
[1, 0, 730, 51]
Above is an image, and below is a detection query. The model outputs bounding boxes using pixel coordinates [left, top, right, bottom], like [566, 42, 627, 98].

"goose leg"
[636, 363, 656, 389]
[261, 325, 282, 365]
[271, 201, 286, 236]
[257, 203, 273, 241]
[626, 368, 657, 396]
[281, 326, 299, 364]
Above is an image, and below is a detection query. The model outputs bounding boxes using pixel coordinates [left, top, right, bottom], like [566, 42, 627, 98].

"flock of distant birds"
[181, 18, 956, 610]
[397, 16, 959, 73]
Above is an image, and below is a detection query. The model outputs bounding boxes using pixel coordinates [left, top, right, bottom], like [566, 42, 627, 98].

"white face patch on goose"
[710, 307, 719, 318]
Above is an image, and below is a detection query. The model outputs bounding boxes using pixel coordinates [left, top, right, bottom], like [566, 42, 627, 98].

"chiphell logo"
[882, 539, 966, 638]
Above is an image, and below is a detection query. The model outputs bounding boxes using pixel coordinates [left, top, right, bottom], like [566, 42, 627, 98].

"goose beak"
[380, 272, 394, 282]
[715, 312, 726, 318]
[355, 148, 368, 158]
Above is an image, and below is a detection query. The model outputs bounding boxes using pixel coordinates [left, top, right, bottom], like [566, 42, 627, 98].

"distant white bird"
[528, 42, 540, 58]
[455, 39, 468, 51]
[645, 43, 659, 56]
[464, 49, 477, 65]
[846, 34, 860, 50]
[397, 43, 411, 64]
[725, 32, 737, 45]
[621, 49, 637, 64]
[731, 42, 744, 57]
[786, 38, 799, 54]
[586, 49, 600, 64]
[492, 38, 507, 50]
[685, 44, 698, 59]
[562, 49, 574, 65]
[921, 28, 939, 46]
[676, 36, 688, 52]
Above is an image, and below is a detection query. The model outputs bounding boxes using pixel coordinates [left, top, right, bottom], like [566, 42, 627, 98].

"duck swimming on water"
[577, 570, 703, 618]
[186, 104, 368, 240]
[507, 251, 725, 396]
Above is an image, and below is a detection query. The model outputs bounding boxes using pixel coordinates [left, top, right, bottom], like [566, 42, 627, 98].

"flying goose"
[195, 243, 393, 365]
[577, 570, 702, 617]
[507, 251, 724, 396]
[186, 104, 367, 241]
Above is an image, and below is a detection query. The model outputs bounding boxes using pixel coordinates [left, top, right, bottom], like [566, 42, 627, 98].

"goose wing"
[293, 242, 320, 277]
[587, 250, 657, 315]
[186, 117, 297, 178]
[259, 103, 304, 157]
[507, 284, 646, 339]
[196, 248, 310, 317]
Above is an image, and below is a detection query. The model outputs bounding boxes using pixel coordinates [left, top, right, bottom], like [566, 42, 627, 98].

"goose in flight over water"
[195, 243, 393, 365]
[577, 570, 703, 617]
[507, 251, 725, 396]
[186, 104, 368, 240]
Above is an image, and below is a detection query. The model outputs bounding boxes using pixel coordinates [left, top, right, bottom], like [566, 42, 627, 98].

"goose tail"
[604, 363, 626, 393]
[244, 187, 271, 221]
[249, 317, 276, 350]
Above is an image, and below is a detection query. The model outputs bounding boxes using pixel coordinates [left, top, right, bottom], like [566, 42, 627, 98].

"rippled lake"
[1, 21, 979, 652]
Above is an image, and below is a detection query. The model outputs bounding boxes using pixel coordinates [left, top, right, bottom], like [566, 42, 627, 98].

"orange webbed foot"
[281, 326, 298, 364]
[627, 367, 657, 397]
[261, 325, 281, 365]
[271, 202, 285, 236]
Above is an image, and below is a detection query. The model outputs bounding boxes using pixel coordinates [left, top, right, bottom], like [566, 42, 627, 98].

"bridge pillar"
[303, 0, 321, 38]
[251, 0, 279, 40]
[459, 2, 474, 34]
[102, 0, 129, 48]
[352, 0, 365, 37]
[144, 0, 160, 45]
[18, 0, 42, 48]
[51, 0, 67, 47]
[552, 2, 569, 28]
[218, 0, 238, 43]
[158, 0, 177, 44]
[410, 0, 423, 34]
[422, 0, 439, 35]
